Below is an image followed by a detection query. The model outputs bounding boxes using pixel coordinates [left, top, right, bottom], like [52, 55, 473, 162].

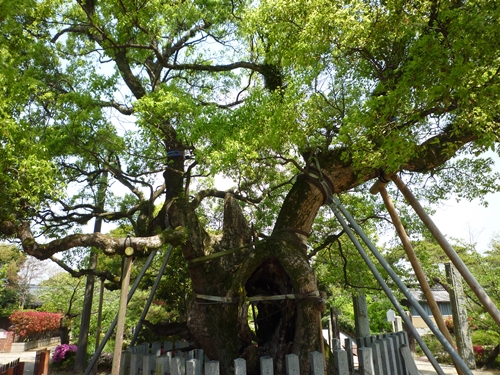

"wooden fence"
[33, 348, 50, 375]
[0, 358, 24, 375]
[120, 331, 419, 375]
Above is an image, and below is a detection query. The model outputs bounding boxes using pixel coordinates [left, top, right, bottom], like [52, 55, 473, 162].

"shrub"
[9, 310, 62, 341]
[52, 344, 78, 363]
[474, 345, 487, 367]
[417, 334, 452, 364]
[97, 352, 113, 371]
[50, 344, 77, 372]
[472, 330, 500, 346]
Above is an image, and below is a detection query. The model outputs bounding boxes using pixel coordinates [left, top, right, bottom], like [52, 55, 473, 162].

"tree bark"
[165, 174, 327, 375]
[75, 172, 107, 373]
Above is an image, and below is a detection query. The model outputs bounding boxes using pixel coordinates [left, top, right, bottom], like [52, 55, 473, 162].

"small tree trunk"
[60, 317, 71, 345]
[74, 172, 107, 373]
[73, 252, 97, 372]
[485, 344, 499, 369]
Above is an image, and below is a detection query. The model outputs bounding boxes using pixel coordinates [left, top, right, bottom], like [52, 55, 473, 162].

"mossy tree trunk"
[166, 175, 329, 375]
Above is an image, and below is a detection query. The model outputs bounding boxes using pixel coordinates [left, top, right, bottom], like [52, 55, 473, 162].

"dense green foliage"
[0, 0, 499, 242]
[0, 245, 25, 316]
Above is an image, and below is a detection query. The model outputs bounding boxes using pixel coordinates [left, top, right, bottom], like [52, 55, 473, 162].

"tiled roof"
[410, 288, 450, 302]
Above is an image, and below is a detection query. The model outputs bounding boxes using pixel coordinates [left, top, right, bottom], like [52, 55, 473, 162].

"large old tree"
[1, 0, 500, 373]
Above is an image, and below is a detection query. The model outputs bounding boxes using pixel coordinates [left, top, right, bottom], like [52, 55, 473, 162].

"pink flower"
[52, 344, 78, 363]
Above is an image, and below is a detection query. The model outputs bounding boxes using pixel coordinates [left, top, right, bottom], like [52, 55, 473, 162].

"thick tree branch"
[403, 128, 477, 172]
[162, 61, 264, 74]
[0, 220, 184, 260]
[114, 50, 147, 99]
[50, 256, 118, 283]
[98, 100, 134, 115]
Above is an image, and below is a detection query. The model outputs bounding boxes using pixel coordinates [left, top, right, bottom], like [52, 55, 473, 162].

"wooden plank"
[400, 344, 420, 375]
[358, 347, 374, 375]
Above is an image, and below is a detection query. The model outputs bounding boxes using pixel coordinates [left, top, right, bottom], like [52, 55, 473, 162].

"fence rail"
[0, 358, 24, 375]
[120, 331, 418, 375]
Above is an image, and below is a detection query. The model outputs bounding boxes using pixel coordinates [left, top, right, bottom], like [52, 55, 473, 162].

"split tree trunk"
[168, 178, 327, 375]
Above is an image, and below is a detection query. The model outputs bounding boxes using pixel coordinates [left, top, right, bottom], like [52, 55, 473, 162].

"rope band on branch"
[297, 165, 335, 204]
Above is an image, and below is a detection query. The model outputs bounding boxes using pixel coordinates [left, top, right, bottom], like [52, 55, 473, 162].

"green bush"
[472, 330, 500, 346]
[416, 334, 452, 364]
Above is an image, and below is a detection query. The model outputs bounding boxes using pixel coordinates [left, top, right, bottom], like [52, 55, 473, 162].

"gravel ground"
[414, 358, 500, 375]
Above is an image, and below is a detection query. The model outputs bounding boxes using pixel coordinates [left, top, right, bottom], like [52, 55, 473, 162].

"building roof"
[410, 285, 450, 303]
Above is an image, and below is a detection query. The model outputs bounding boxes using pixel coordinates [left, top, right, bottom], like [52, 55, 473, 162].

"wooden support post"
[392, 174, 500, 329]
[378, 186, 465, 375]
[111, 256, 133, 375]
[93, 278, 105, 375]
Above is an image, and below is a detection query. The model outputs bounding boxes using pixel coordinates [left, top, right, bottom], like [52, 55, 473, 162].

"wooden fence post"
[285, 354, 299, 375]
[152, 342, 162, 357]
[370, 341, 383, 375]
[344, 337, 354, 373]
[310, 351, 324, 375]
[234, 358, 246, 375]
[260, 356, 273, 375]
[143, 354, 156, 375]
[187, 359, 201, 375]
[171, 357, 185, 375]
[333, 349, 349, 375]
[205, 361, 219, 375]
[358, 347, 375, 375]
[119, 350, 132, 375]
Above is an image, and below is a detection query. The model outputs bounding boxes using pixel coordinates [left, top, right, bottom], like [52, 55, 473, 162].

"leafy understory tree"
[0, 245, 26, 317]
[1, 0, 500, 374]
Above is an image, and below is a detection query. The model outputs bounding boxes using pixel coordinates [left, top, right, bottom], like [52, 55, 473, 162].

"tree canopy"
[1, 0, 500, 372]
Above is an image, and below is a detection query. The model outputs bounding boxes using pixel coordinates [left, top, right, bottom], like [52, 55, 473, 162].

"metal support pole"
[392, 174, 500, 329]
[83, 250, 157, 375]
[327, 200, 448, 375]
[130, 245, 174, 346]
[378, 186, 465, 375]
[328, 196, 474, 375]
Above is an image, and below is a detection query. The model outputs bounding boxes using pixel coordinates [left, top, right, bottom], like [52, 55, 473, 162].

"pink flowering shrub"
[52, 344, 78, 363]
[9, 310, 62, 342]
[473, 345, 487, 367]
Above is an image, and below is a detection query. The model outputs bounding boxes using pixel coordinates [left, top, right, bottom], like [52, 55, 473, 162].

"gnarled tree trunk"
[167, 174, 331, 375]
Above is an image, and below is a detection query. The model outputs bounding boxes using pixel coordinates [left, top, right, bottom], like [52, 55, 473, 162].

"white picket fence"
[119, 331, 418, 375]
